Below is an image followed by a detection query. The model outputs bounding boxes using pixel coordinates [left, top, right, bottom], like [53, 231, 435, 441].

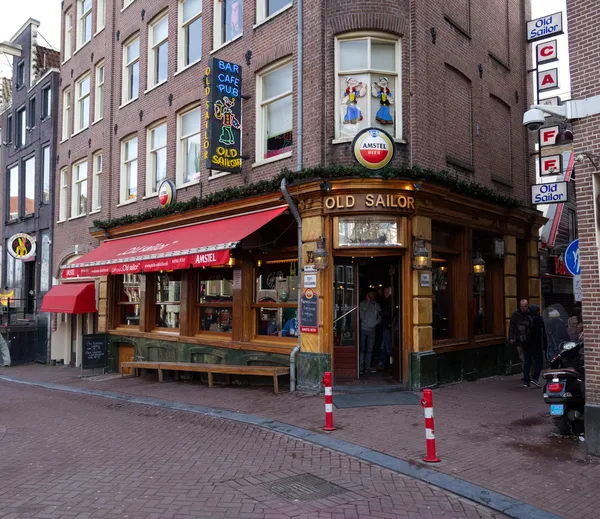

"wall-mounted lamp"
[228, 257, 236, 267]
[320, 180, 332, 191]
[313, 236, 329, 270]
[257, 259, 262, 267]
[472, 252, 486, 276]
[412, 240, 429, 270]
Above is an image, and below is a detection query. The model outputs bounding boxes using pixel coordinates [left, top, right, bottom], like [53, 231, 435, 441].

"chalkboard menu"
[82, 334, 108, 370]
[300, 289, 318, 334]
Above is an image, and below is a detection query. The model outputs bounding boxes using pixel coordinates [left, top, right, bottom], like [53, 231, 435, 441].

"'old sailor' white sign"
[526, 12, 564, 43]
[531, 181, 568, 205]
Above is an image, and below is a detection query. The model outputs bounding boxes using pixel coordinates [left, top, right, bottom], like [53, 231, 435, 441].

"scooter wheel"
[553, 416, 572, 436]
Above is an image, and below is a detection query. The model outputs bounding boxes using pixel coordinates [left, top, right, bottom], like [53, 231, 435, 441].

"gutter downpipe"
[281, 177, 302, 392]
[282, 0, 304, 392]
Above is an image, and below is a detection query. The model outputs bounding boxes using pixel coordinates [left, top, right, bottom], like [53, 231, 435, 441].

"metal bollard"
[321, 371, 336, 431]
[420, 388, 441, 463]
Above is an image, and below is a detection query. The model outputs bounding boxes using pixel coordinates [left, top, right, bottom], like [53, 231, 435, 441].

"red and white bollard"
[420, 388, 440, 463]
[322, 371, 336, 431]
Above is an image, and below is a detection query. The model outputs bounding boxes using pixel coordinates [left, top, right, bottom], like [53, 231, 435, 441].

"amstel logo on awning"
[352, 128, 395, 170]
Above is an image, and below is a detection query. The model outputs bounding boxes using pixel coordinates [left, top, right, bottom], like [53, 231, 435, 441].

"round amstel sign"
[8, 233, 36, 260]
[352, 128, 395, 170]
[158, 179, 177, 208]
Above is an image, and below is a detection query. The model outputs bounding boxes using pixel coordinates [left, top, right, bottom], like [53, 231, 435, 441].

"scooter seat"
[542, 367, 581, 379]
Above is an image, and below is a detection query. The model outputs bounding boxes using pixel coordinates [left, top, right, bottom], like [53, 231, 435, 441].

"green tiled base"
[297, 352, 331, 393]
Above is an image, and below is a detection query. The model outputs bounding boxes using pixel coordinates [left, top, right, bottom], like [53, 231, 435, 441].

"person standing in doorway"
[378, 287, 393, 371]
[359, 291, 381, 375]
[508, 299, 530, 372]
[523, 304, 545, 388]
[0, 332, 11, 367]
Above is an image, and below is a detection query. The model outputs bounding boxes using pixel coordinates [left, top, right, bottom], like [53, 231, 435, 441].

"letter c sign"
[537, 40, 557, 64]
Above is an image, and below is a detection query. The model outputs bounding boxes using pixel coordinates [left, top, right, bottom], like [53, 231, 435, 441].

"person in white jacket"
[359, 292, 381, 375]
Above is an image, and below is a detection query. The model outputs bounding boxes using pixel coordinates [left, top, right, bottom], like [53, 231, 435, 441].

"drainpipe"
[297, 0, 304, 171]
[281, 178, 302, 392]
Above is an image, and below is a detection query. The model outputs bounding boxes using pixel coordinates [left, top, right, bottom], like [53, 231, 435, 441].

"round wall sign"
[8, 233, 36, 260]
[158, 179, 177, 208]
[352, 127, 395, 170]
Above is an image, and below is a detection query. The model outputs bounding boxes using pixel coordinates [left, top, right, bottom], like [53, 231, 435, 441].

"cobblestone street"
[0, 380, 505, 519]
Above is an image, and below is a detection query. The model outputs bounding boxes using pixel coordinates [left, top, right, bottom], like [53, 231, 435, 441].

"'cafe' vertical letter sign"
[204, 57, 243, 174]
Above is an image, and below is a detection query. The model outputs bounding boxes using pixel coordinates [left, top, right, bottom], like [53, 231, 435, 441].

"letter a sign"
[538, 68, 559, 92]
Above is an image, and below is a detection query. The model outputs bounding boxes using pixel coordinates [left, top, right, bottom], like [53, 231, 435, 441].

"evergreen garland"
[93, 165, 522, 231]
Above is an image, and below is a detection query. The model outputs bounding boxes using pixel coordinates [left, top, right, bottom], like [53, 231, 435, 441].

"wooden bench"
[120, 361, 289, 394]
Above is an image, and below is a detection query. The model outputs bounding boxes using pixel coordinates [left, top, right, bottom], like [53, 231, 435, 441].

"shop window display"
[117, 274, 141, 326]
[432, 255, 450, 340]
[155, 272, 181, 329]
[197, 268, 233, 333]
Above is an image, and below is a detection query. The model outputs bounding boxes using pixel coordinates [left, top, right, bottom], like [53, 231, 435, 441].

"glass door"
[333, 259, 358, 379]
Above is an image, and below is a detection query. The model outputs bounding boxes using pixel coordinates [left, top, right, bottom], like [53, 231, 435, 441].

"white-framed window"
[122, 35, 140, 103]
[96, 0, 106, 32]
[177, 105, 201, 186]
[8, 164, 19, 220]
[123, 0, 135, 8]
[59, 167, 68, 221]
[77, 0, 92, 48]
[42, 145, 51, 204]
[146, 121, 167, 195]
[64, 9, 73, 61]
[178, 0, 202, 69]
[256, 60, 293, 161]
[213, 0, 242, 49]
[92, 151, 102, 211]
[94, 61, 105, 122]
[71, 159, 88, 217]
[148, 13, 169, 88]
[62, 88, 71, 140]
[42, 85, 52, 119]
[16, 107, 26, 147]
[257, 0, 292, 23]
[17, 62, 25, 87]
[120, 135, 138, 203]
[24, 156, 35, 215]
[74, 73, 91, 132]
[335, 34, 402, 141]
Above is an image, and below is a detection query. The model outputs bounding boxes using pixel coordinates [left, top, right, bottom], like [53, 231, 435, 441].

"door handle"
[333, 305, 357, 324]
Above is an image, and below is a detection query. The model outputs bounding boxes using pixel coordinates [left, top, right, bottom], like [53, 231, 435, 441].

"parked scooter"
[542, 339, 585, 435]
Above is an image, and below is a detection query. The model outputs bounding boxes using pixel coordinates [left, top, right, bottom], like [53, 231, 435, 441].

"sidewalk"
[2, 364, 598, 519]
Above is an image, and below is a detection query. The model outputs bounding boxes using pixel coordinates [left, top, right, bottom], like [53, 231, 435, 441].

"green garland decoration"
[93, 165, 522, 230]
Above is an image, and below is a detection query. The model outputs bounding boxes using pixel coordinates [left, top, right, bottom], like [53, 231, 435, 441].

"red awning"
[61, 206, 288, 279]
[41, 283, 97, 314]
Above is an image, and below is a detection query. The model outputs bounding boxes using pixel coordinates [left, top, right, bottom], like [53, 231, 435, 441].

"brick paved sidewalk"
[0, 380, 504, 519]
[2, 365, 599, 518]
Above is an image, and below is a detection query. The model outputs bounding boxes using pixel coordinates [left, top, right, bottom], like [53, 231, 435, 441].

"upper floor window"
[28, 97, 36, 129]
[42, 86, 52, 119]
[6, 115, 12, 143]
[123, 0, 135, 8]
[256, 60, 293, 161]
[148, 14, 169, 88]
[71, 159, 88, 217]
[16, 107, 26, 147]
[122, 36, 140, 103]
[120, 135, 138, 203]
[42, 145, 51, 204]
[147, 122, 167, 195]
[8, 165, 19, 220]
[214, 0, 242, 48]
[77, 0, 93, 48]
[92, 151, 102, 211]
[74, 73, 91, 132]
[59, 167, 68, 221]
[16, 62, 25, 88]
[97, 0, 106, 32]
[177, 105, 201, 186]
[335, 34, 401, 141]
[62, 88, 72, 140]
[64, 9, 73, 60]
[94, 61, 105, 122]
[257, 0, 292, 23]
[24, 156, 35, 215]
[179, 0, 202, 69]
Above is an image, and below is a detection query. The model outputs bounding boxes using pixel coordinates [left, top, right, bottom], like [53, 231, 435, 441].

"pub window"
[432, 253, 451, 340]
[178, 0, 202, 69]
[155, 272, 181, 330]
[116, 274, 142, 327]
[472, 232, 503, 337]
[213, 0, 242, 49]
[335, 216, 406, 248]
[253, 259, 298, 338]
[197, 267, 233, 334]
[256, 0, 292, 23]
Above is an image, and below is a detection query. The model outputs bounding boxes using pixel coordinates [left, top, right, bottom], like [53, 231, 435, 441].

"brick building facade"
[566, 0, 600, 454]
[49, 0, 543, 389]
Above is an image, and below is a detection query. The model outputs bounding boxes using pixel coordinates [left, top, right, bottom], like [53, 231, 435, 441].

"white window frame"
[8, 164, 19, 220]
[94, 61, 105, 122]
[334, 33, 403, 142]
[74, 72, 91, 133]
[64, 9, 73, 62]
[148, 13, 169, 89]
[120, 135, 138, 203]
[96, 0, 106, 33]
[123, 0, 135, 9]
[146, 121, 168, 196]
[59, 167, 68, 222]
[256, 0, 293, 24]
[23, 156, 35, 215]
[92, 151, 102, 211]
[71, 159, 88, 218]
[178, 0, 202, 70]
[176, 104, 201, 187]
[62, 88, 71, 141]
[77, 0, 92, 49]
[213, 0, 243, 50]
[42, 145, 51, 205]
[122, 35, 140, 104]
[17, 107, 26, 147]
[42, 85, 52, 119]
[255, 59, 294, 163]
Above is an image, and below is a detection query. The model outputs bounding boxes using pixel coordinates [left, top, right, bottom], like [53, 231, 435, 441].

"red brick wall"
[443, 64, 473, 168]
[568, 0, 600, 403]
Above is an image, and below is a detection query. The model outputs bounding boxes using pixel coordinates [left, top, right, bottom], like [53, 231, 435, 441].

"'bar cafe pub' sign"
[204, 57, 243, 174]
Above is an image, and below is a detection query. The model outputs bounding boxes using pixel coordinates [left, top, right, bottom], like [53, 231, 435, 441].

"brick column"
[527, 240, 541, 306]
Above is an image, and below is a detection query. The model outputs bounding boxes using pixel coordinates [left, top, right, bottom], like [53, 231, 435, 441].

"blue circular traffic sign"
[565, 239, 580, 276]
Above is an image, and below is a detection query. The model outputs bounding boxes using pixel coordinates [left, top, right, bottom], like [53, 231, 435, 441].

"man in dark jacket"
[523, 304, 545, 387]
[509, 299, 531, 369]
